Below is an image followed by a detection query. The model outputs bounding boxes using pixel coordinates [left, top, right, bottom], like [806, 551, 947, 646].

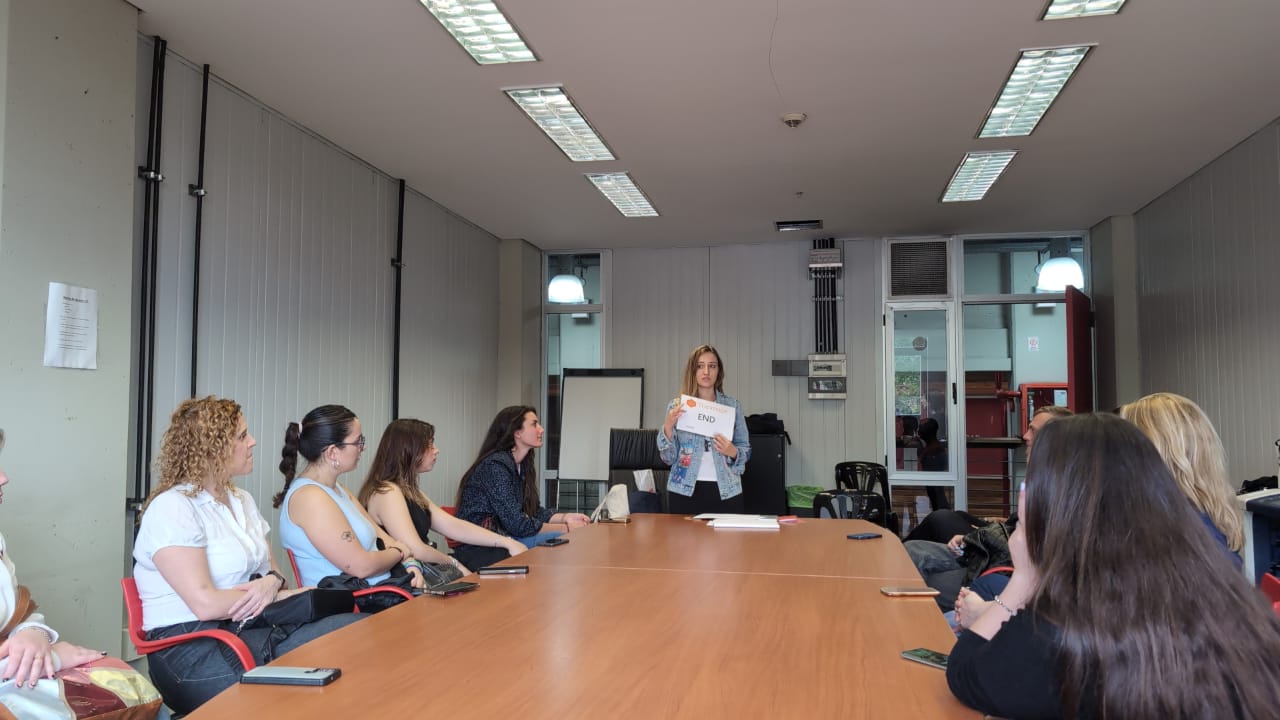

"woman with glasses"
[454, 406, 590, 571]
[358, 418, 527, 573]
[134, 398, 362, 715]
[276, 405, 426, 589]
[658, 344, 752, 515]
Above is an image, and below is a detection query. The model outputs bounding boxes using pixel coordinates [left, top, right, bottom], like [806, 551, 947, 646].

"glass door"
[885, 303, 961, 532]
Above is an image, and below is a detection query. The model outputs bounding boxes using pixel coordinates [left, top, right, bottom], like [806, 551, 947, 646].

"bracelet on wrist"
[993, 594, 1018, 616]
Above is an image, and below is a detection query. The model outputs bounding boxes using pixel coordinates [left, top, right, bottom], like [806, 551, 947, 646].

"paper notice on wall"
[43, 282, 98, 369]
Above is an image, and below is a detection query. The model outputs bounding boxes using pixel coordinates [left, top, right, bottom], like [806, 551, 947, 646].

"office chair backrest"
[608, 428, 670, 513]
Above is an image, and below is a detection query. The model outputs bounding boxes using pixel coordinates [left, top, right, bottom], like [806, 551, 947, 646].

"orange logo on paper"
[685, 398, 697, 408]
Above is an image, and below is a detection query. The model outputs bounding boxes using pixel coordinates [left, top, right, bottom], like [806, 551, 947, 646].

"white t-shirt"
[132, 484, 272, 630]
[696, 441, 718, 482]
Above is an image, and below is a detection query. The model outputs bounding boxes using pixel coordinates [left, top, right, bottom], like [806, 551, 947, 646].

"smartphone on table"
[539, 537, 569, 547]
[879, 586, 940, 597]
[240, 666, 341, 686]
[847, 532, 882, 540]
[427, 581, 480, 597]
[901, 648, 949, 670]
[477, 565, 530, 575]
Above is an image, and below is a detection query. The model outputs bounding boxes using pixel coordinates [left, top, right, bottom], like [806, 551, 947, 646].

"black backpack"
[813, 489, 891, 528]
[745, 413, 791, 444]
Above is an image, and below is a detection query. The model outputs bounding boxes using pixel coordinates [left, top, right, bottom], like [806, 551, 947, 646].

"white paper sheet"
[43, 282, 98, 369]
[674, 394, 737, 439]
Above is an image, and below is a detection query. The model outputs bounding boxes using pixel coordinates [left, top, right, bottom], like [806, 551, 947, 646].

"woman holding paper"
[658, 344, 752, 515]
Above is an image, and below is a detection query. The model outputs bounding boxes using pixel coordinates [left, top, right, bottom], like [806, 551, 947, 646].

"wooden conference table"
[189, 515, 979, 719]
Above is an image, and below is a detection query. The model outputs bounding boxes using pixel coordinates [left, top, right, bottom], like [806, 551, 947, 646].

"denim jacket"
[657, 392, 752, 499]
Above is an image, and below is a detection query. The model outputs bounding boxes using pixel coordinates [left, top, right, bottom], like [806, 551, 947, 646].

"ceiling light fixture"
[505, 87, 615, 162]
[585, 172, 659, 217]
[940, 151, 1017, 202]
[1041, 0, 1126, 20]
[419, 0, 536, 65]
[978, 45, 1092, 138]
[547, 274, 586, 304]
[1035, 238, 1085, 291]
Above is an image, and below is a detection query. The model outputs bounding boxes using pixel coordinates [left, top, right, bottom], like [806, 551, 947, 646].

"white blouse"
[0, 531, 59, 645]
[132, 485, 272, 630]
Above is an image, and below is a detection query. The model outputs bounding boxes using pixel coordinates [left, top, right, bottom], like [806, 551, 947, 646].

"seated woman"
[947, 414, 1280, 718]
[956, 394, 1243, 628]
[275, 405, 426, 590]
[1120, 392, 1243, 566]
[0, 428, 160, 719]
[454, 406, 589, 570]
[358, 418, 527, 574]
[133, 398, 363, 715]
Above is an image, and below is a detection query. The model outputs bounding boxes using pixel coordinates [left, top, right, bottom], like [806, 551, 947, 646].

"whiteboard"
[559, 369, 644, 480]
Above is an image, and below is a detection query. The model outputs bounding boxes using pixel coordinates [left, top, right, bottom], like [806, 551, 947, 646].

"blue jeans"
[146, 612, 364, 715]
[517, 530, 564, 549]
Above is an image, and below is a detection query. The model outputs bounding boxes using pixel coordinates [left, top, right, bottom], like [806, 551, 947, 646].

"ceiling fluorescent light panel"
[586, 173, 659, 217]
[941, 151, 1017, 202]
[979, 46, 1091, 138]
[506, 87, 615, 162]
[421, 0, 536, 64]
[1041, 0, 1126, 20]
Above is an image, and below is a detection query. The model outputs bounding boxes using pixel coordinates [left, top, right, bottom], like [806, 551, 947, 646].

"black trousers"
[668, 482, 745, 515]
[903, 509, 983, 543]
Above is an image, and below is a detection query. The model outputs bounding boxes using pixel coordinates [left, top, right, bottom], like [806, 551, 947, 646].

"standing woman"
[359, 418, 527, 574]
[946, 414, 1280, 718]
[134, 398, 362, 715]
[658, 344, 751, 515]
[454, 406, 590, 571]
[275, 405, 425, 590]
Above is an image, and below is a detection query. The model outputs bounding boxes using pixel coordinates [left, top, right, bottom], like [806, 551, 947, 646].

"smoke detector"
[781, 112, 807, 128]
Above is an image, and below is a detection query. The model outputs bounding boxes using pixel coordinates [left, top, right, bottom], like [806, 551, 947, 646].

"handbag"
[254, 588, 354, 627]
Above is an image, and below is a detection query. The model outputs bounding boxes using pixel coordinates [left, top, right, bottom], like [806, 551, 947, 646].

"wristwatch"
[267, 570, 288, 589]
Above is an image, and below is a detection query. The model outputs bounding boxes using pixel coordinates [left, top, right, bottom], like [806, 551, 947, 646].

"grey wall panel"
[610, 247, 710, 427]
[397, 193, 500, 506]
[1135, 120, 1280, 478]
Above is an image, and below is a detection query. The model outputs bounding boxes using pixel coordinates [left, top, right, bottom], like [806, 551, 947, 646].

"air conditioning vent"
[890, 240, 949, 297]
[776, 219, 823, 231]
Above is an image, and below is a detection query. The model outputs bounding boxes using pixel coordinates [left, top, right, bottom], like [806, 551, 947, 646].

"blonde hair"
[680, 344, 725, 397]
[1120, 393, 1242, 551]
[145, 396, 243, 511]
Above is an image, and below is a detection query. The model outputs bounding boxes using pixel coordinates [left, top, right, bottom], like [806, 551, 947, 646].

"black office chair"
[832, 461, 899, 534]
[607, 428, 670, 513]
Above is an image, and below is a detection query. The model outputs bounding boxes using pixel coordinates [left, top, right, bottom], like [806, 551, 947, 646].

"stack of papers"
[696, 513, 781, 530]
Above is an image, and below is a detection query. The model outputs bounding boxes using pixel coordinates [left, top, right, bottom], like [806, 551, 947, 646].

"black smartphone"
[477, 565, 530, 575]
[539, 537, 569, 547]
[426, 581, 480, 597]
[901, 648, 949, 670]
[847, 532, 882, 540]
[240, 666, 341, 686]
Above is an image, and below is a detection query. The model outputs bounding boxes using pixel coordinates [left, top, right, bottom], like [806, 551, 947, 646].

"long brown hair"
[1120, 392, 1243, 551]
[1025, 414, 1280, 718]
[456, 406, 539, 516]
[680, 344, 725, 397]
[358, 418, 433, 511]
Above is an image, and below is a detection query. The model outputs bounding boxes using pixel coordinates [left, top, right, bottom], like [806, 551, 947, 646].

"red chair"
[440, 505, 461, 549]
[285, 549, 414, 605]
[1260, 573, 1280, 619]
[121, 577, 256, 670]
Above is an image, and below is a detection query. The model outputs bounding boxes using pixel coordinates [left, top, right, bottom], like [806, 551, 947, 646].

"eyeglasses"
[334, 435, 366, 451]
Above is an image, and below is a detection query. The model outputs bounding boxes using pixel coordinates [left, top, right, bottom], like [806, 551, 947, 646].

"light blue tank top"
[278, 477, 391, 587]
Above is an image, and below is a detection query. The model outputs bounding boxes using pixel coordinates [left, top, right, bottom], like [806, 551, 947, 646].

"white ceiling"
[132, 0, 1280, 251]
